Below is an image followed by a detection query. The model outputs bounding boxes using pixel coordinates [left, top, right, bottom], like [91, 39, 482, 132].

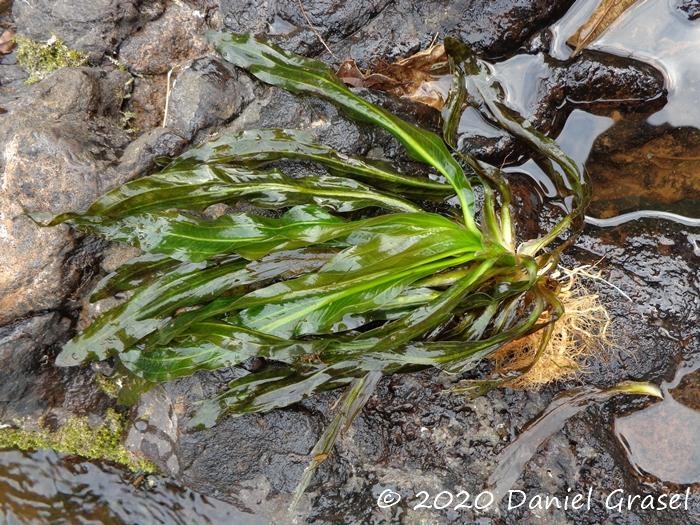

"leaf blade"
[208, 32, 479, 235]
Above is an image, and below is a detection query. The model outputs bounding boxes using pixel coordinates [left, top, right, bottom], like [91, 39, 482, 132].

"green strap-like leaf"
[228, 215, 482, 337]
[120, 325, 286, 382]
[169, 128, 452, 198]
[63, 205, 480, 265]
[208, 32, 479, 235]
[56, 249, 333, 364]
[89, 253, 180, 301]
[28, 165, 421, 230]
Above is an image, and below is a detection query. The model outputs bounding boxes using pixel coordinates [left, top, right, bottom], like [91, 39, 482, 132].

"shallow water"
[615, 357, 700, 485]
[551, 0, 700, 128]
[0, 449, 267, 525]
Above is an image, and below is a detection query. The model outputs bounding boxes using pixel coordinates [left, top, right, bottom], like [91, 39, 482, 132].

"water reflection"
[551, 0, 700, 129]
[0, 449, 267, 525]
[615, 358, 700, 485]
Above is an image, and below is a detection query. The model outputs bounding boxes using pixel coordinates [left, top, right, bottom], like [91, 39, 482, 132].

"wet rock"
[118, 127, 189, 180]
[219, 0, 573, 63]
[210, 84, 371, 160]
[126, 388, 181, 476]
[219, 0, 393, 57]
[0, 67, 131, 325]
[458, 50, 666, 162]
[164, 56, 254, 140]
[0, 312, 112, 424]
[450, 0, 575, 59]
[671, 370, 700, 410]
[328, 0, 575, 67]
[118, 2, 209, 75]
[0, 313, 71, 419]
[124, 372, 322, 521]
[552, 50, 666, 114]
[569, 223, 699, 382]
[675, 0, 700, 20]
[12, 0, 164, 60]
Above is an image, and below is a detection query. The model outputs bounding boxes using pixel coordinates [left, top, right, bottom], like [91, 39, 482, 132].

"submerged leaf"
[443, 37, 589, 256]
[487, 381, 661, 504]
[567, 0, 644, 56]
[290, 371, 381, 511]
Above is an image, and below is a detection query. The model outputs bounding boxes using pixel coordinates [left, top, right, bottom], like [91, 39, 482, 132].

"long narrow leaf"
[170, 128, 451, 198]
[209, 32, 479, 235]
[89, 253, 180, 301]
[28, 166, 420, 229]
[56, 249, 333, 364]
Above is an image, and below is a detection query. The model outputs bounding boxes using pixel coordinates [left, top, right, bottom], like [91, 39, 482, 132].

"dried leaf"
[336, 44, 449, 110]
[567, 0, 644, 56]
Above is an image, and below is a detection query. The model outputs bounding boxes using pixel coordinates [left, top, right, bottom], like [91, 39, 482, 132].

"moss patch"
[0, 409, 157, 473]
[94, 373, 123, 399]
[14, 35, 88, 84]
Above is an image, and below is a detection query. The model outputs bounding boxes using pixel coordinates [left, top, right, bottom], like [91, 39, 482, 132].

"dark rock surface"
[676, 0, 700, 21]
[329, 0, 575, 65]
[164, 56, 254, 140]
[219, 0, 393, 57]
[12, 0, 164, 60]
[0, 312, 112, 424]
[458, 50, 667, 162]
[219, 0, 575, 63]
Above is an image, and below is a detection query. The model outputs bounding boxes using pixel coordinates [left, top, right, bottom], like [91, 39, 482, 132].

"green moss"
[14, 35, 89, 84]
[0, 409, 157, 473]
[94, 373, 123, 399]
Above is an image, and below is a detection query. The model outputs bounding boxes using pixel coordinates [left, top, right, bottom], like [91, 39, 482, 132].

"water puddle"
[530, 0, 699, 231]
[615, 357, 700, 484]
[0, 449, 267, 525]
[551, 0, 700, 128]
[486, 382, 662, 504]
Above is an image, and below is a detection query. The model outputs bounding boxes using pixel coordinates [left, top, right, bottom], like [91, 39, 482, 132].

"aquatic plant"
[32, 34, 595, 431]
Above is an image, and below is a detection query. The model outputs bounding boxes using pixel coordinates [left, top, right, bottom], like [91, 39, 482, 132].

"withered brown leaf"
[336, 44, 449, 110]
